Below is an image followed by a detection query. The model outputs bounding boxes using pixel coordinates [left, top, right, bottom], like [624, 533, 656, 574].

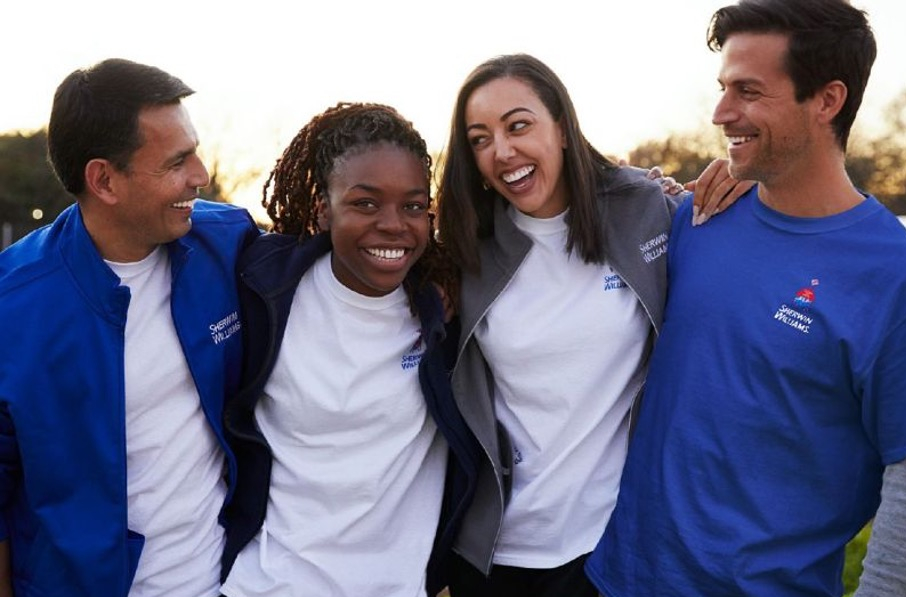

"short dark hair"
[437, 53, 616, 273]
[708, 0, 876, 149]
[47, 58, 195, 195]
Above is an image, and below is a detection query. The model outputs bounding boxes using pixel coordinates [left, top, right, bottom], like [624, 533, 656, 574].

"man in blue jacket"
[0, 59, 258, 597]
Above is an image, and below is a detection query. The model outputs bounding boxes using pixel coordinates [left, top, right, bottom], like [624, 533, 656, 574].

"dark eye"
[352, 199, 378, 210]
[468, 134, 488, 148]
[405, 201, 428, 213]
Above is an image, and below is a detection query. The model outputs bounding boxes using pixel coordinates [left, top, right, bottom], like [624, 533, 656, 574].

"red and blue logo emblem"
[793, 288, 815, 308]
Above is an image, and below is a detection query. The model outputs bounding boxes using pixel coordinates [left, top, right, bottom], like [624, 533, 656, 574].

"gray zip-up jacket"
[450, 166, 680, 573]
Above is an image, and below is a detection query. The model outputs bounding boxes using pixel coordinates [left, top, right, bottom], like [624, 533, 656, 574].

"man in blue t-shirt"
[586, 1, 906, 596]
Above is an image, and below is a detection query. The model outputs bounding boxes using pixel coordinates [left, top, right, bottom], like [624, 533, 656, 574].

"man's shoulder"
[182, 200, 259, 253]
[189, 200, 256, 228]
[0, 221, 67, 295]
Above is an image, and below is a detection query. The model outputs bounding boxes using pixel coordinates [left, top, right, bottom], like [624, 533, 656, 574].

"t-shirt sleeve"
[863, 317, 906, 465]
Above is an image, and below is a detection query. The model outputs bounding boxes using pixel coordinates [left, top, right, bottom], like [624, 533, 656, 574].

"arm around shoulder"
[854, 457, 906, 597]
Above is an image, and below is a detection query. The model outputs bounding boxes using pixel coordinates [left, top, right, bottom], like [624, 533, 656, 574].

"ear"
[813, 80, 848, 126]
[84, 159, 120, 206]
[315, 196, 331, 231]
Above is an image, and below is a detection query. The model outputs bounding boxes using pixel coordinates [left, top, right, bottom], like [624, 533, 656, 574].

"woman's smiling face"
[320, 143, 430, 297]
[464, 76, 569, 219]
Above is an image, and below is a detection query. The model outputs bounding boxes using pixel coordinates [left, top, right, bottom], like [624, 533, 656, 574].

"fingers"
[646, 166, 664, 180]
[692, 159, 733, 226]
[660, 176, 685, 196]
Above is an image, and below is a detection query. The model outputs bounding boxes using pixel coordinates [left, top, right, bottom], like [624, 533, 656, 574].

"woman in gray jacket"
[436, 53, 740, 597]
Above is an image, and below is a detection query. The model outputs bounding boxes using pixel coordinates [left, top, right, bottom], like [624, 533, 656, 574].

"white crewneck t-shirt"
[107, 246, 226, 597]
[222, 254, 447, 597]
[476, 206, 649, 568]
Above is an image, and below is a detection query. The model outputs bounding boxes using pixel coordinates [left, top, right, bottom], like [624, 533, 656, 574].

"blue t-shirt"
[586, 188, 906, 597]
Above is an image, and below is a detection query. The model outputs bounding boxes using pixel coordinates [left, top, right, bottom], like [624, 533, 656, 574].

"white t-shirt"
[222, 254, 447, 597]
[476, 206, 649, 568]
[108, 246, 226, 597]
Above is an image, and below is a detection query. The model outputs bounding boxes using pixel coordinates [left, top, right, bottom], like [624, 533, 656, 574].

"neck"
[79, 200, 156, 262]
[758, 152, 863, 217]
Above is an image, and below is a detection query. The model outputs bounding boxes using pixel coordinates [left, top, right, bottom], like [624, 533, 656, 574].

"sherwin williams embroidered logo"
[773, 280, 818, 334]
[604, 267, 628, 291]
[639, 232, 668, 264]
[401, 333, 426, 371]
[209, 310, 241, 344]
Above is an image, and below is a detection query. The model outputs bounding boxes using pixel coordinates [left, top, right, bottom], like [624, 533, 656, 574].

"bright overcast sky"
[3, 0, 905, 218]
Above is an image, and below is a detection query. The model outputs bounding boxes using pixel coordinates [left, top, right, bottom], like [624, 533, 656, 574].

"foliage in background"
[0, 131, 72, 243]
[843, 524, 872, 596]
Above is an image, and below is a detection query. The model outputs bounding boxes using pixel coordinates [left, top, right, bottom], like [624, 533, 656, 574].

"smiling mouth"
[728, 135, 757, 146]
[365, 247, 407, 261]
[502, 165, 535, 185]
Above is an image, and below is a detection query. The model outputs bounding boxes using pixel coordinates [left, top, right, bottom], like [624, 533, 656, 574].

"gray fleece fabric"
[854, 458, 906, 597]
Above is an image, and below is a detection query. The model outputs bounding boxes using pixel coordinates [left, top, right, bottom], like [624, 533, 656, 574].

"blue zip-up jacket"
[0, 201, 258, 597]
[221, 232, 482, 595]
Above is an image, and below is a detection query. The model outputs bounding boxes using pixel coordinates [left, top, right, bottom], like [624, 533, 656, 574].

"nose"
[493, 134, 516, 162]
[189, 154, 211, 190]
[712, 91, 737, 127]
[376, 206, 405, 233]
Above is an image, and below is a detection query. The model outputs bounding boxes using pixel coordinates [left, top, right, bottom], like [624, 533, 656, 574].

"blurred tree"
[862, 90, 906, 213]
[0, 130, 72, 247]
[626, 126, 724, 186]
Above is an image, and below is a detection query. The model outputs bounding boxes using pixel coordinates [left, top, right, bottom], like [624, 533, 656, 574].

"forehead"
[466, 77, 548, 119]
[132, 103, 198, 162]
[329, 143, 427, 187]
[719, 32, 791, 84]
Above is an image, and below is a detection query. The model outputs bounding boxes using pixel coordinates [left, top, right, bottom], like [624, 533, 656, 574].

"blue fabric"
[220, 232, 481, 595]
[586, 189, 906, 597]
[0, 201, 258, 597]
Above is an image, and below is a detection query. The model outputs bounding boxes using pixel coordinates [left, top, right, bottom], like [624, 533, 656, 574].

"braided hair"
[262, 101, 459, 311]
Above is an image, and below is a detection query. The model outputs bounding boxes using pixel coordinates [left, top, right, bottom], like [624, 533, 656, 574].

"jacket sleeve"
[854, 458, 906, 597]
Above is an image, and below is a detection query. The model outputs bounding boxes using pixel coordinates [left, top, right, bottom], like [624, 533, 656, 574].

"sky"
[3, 0, 905, 220]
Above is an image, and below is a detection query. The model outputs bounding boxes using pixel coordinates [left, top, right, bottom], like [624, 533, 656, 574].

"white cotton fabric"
[108, 247, 225, 597]
[476, 207, 649, 568]
[222, 254, 447, 597]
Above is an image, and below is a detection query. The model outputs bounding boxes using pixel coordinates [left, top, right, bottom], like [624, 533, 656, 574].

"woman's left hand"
[685, 158, 755, 226]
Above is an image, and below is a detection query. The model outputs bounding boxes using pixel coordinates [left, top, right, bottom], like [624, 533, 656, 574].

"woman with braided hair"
[219, 102, 480, 597]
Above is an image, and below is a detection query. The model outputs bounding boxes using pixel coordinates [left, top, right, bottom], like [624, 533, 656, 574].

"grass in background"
[843, 523, 872, 597]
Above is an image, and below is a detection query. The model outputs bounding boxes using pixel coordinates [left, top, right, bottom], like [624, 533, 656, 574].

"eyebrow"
[348, 183, 428, 197]
[718, 76, 764, 88]
[466, 106, 536, 133]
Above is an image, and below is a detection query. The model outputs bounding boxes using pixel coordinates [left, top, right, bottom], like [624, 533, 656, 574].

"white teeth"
[171, 199, 196, 209]
[502, 165, 535, 184]
[728, 136, 755, 145]
[367, 248, 406, 260]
